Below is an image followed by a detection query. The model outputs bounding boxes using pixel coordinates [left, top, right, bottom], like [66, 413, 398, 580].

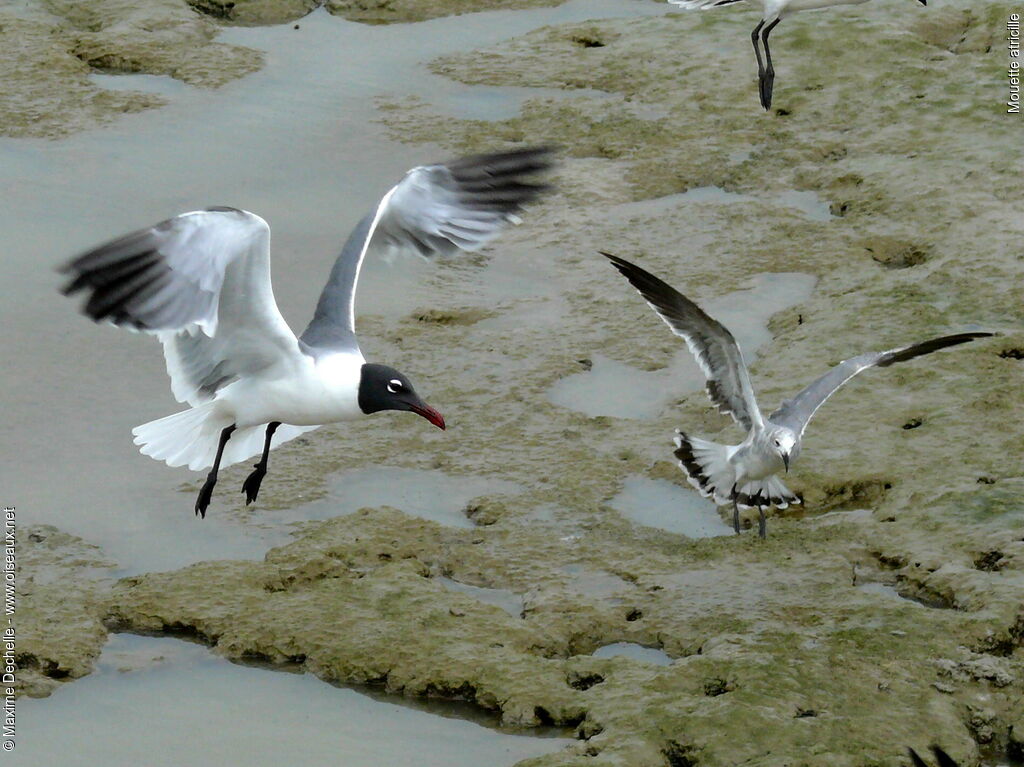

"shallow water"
[547, 272, 817, 419]
[15, 634, 570, 766]
[609, 476, 733, 538]
[676, 186, 834, 223]
[591, 642, 672, 666]
[287, 466, 523, 528]
[89, 73, 188, 97]
[856, 581, 926, 609]
[2, 0, 673, 574]
[438, 577, 525, 617]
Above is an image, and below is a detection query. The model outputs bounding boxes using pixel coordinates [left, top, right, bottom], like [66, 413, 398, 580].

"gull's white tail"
[674, 430, 736, 506]
[736, 475, 800, 510]
[132, 405, 318, 471]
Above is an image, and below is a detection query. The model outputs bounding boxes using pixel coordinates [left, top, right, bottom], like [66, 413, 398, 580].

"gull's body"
[603, 252, 990, 538]
[669, 0, 926, 110]
[61, 148, 554, 516]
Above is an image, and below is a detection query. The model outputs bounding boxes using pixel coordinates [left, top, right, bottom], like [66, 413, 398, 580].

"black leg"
[751, 20, 766, 108]
[760, 18, 781, 111]
[195, 424, 236, 518]
[756, 491, 767, 540]
[242, 421, 280, 505]
[732, 483, 741, 534]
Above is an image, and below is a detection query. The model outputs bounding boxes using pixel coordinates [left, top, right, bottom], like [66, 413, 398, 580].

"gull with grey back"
[602, 252, 991, 538]
[60, 148, 554, 517]
[668, 0, 927, 110]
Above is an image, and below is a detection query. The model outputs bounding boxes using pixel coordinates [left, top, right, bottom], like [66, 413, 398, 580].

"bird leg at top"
[732, 483, 741, 534]
[195, 424, 236, 518]
[750, 20, 767, 108]
[242, 421, 280, 505]
[756, 490, 767, 540]
[759, 18, 781, 110]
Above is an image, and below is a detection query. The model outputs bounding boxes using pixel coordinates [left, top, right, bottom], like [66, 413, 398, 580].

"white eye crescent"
[387, 379, 402, 394]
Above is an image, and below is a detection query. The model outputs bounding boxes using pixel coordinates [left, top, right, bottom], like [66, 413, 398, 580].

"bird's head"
[768, 428, 799, 472]
[358, 364, 445, 430]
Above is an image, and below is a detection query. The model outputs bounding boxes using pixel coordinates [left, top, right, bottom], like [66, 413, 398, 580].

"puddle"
[547, 272, 817, 419]
[437, 577, 524, 617]
[3, 0, 673, 574]
[591, 642, 672, 666]
[856, 581, 925, 606]
[291, 467, 523, 528]
[609, 476, 733, 538]
[561, 564, 634, 601]
[16, 634, 570, 767]
[677, 186, 834, 222]
[89, 73, 189, 97]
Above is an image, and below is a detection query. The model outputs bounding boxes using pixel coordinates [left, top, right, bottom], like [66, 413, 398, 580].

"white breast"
[215, 351, 365, 428]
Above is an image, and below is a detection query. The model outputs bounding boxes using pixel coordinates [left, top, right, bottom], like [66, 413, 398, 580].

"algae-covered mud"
[6, 0, 1024, 765]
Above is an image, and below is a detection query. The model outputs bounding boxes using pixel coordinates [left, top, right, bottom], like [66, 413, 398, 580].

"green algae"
[0, 0, 263, 138]
[15, 527, 116, 698]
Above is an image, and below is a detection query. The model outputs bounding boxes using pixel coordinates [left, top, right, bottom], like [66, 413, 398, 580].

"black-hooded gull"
[60, 147, 554, 517]
[602, 251, 991, 538]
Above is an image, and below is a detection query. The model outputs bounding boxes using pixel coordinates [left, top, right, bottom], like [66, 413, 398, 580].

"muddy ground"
[11, 0, 1024, 765]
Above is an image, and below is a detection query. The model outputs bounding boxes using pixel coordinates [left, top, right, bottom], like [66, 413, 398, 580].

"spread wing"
[769, 333, 992, 437]
[299, 147, 554, 354]
[602, 252, 764, 431]
[668, 0, 747, 10]
[907, 747, 961, 767]
[59, 207, 302, 406]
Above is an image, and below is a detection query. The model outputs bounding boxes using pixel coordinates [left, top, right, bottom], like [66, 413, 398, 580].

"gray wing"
[603, 252, 764, 431]
[60, 208, 302, 405]
[668, 0, 746, 9]
[769, 332, 992, 436]
[299, 147, 554, 354]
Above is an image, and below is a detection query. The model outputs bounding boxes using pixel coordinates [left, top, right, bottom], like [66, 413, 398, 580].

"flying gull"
[601, 252, 990, 538]
[60, 147, 554, 517]
[667, 0, 927, 110]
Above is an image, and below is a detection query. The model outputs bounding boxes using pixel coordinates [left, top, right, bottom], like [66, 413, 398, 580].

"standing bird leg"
[242, 421, 280, 505]
[750, 20, 767, 108]
[732, 483, 741, 534]
[756, 490, 767, 540]
[759, 18, 782, 110]
[195, 424, 236, 518]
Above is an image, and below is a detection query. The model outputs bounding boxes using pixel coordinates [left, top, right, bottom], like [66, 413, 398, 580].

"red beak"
[410, 403, 445, 430]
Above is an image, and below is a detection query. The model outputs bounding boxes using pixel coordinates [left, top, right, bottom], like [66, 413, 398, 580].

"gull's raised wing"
[769, 333, 992, 437]
[60, 207, 302, 406]
[602, 252, 765, 431]
[668, 0, 746, 9]
[299, 147, 554, 354]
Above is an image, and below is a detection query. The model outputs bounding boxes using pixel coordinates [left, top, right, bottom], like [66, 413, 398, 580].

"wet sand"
[6, 0, 1024, 765]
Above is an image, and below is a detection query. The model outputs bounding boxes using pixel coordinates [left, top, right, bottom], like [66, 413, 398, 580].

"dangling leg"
[750, 20, 766, 110]
[242, 421, 280, 505]
[732, 483, 741, 534]
[756, 490, 767, 540]
[195, 424, 236, 518]
[760, 18, 781, 111]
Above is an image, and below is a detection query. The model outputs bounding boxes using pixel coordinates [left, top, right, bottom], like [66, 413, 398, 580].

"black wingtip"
[908, 748, 929, 767]
[447, 145, 558, 178]
[598, 251, 670, 293]
[907, 746, 961, 767]
[878, 332, 995, 367]
[930, 746, 960, 767]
